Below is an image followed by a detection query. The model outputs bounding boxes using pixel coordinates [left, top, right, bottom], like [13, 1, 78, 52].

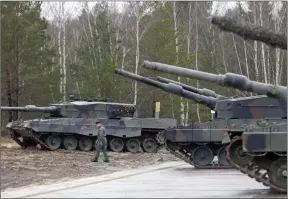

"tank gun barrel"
[142, 61, 287, 100]
[1, 105, 58, 113]
[115, 69, 216, 109]
[211, 16, 287, 50]
[157, 76, 222, 98]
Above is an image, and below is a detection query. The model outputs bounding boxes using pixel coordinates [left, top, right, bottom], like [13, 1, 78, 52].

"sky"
[41, 1, 282, 21]
[41, 1, 126, 21]
[41, 1, 241, 21]
[211, 1, 283, 18]
[211, 1, 250, 16]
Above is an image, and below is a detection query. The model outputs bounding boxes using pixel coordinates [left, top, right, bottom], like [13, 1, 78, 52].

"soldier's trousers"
[94, 139, 109, 161]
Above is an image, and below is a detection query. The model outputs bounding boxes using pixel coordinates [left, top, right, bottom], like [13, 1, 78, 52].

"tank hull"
[164, 118, 286, 169]
[225, 122, 287, 193]
[6, 117, 176, 153]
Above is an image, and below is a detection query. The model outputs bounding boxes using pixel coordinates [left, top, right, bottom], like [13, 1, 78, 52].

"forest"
[1, 1, 287, 127]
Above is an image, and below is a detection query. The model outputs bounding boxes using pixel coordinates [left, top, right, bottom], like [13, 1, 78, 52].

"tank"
[212, 16, 287, 193]
[142, 60, 287, 192]
[211, 16, 287, 50]
[114, 69, 286, 170]
[1, 96, 177, 153]
[240, 122, 287, 192]
[224, 115, 287, 193]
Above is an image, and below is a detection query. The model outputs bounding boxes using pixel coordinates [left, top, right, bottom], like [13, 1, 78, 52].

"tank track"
[11, 133, 163, 153]
[8, 121, 53, 150]
[164, 140, 232, 169]
[28, 131, 53, 150]
[10, 131, 27, 148]
[8, 124, 163, 152]
[10, 131, 53, 150]
[226, 136, 287, 193]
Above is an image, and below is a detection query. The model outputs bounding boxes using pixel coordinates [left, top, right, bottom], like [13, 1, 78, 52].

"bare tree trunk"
[267, 47, 271, 84]
[243, 40, 252, 96]
[210, 27, 216, 119]
[253, 2, 259, 81]
[243, 41, 250, 79]
[195, 2, 201, 123]
[220, 32, 228, 73]
[259, 2, 267, 83]
[85, 2, 97, 65]
[72, 28, 82, 97]
[114, 31, 120, 65]
[58, 3, 63, 101]
[106, 3, 113, 63]
[15, 23, 20, 120]
[133, 2, 140, 105]
[84, 3, 101, 93]
[62, 6, 67, 102]
[173, 2, 185, 124]
[232, 34, 243, 75]
[6, 63, 13, 121]
[274, 9, 281, 84]
[131, 2, 151, 105]
[185, 2, 192, 125]
[120, 46, 130, 99]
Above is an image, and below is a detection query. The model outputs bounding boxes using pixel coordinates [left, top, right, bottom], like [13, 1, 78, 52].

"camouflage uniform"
[92, 126, 109, 162]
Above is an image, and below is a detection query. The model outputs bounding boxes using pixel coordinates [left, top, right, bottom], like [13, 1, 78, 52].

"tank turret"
[142, 61, 287, 100]
[1, 105, 58, 113]
[115, 69, 216, 109]
[211, 16, 287, 50]
[157, 76, 223, 98]
[1, 101, 136, 119]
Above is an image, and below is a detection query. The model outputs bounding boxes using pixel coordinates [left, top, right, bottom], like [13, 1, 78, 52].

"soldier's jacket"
[96, 126, 107, 145]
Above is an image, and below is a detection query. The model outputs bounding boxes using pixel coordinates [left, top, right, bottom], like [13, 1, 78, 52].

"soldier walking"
[91, 121, 109, 163]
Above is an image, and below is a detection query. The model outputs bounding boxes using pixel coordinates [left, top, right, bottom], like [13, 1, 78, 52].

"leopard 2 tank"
[211, 15, 287, 193]
[1, 96, 176, 153]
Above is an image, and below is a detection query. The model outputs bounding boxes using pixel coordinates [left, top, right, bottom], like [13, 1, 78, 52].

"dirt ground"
[1, 136, 179, 191]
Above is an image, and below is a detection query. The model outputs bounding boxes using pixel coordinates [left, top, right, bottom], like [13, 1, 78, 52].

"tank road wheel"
[63, 136, 78, 150]
[126, 139, 141, 153]
[228, 138, 253, 166]
[45, 135, 61, 150]
[165, 139, 181, 151]
[268, 158, 287, 190]
[142, 138, 157, 153]
[217, 146, 229, 166]
[78, 137, 93, 151]
[109, 138, 124, 152]
[192, 146, 214, 166]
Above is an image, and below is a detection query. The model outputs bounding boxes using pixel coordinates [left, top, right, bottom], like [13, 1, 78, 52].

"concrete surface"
[1, 161, 286, 198]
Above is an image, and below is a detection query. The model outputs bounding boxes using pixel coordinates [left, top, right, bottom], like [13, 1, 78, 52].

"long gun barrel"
[1, 105, 58, 113]
[211, 16, 287, 50]
[142, 61, 287, 100]
[115, 69, 216, 109]
[157, 76, 222, 98]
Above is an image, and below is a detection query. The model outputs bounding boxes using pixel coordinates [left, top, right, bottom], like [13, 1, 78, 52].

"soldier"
[91, 121, 109, 163]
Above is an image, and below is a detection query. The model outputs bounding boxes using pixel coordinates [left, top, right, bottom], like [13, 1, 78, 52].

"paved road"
[2, 161, 286, 198]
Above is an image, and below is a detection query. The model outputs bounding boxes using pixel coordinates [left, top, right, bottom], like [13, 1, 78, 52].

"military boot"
[91, 157, 98, 162]
[103, 159, 109, 163]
